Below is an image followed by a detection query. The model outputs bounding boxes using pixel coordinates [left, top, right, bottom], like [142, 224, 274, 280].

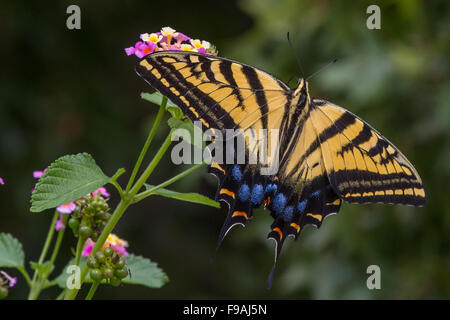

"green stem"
[133, 162, 207, 203]
[128, 131, 173, 197]
[109, 168, 126, 196]
[125, 97, 167, 192]
[74, 235, 86, 267]
[16, 266, 32, 288]
[43, 281, 58, 289]
[85, 281, 100, 300]
[29, 214, 68, 299]
[110, 180, 124, 197]
[49, 215, 68, 264]
[36, 211, 58, 266]
[28, 210, 59, 299]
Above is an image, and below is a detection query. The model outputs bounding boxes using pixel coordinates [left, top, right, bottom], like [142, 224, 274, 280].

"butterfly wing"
[135, 51, 295, 250]
[309, 98, 426, 205]
[135, 51, 292, 133]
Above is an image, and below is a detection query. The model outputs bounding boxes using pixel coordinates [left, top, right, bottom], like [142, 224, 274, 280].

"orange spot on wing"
[273, 227, 283, 240]
[232, 211, 248, 219]
[290, 223, 300, 233]
[220, 188, 235, 198]
[306, 213, 323, 222]
[211, 162, 226, 175]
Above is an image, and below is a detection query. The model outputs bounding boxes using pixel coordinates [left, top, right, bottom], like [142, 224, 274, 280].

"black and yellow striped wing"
[309, 98, 426, 205]
[135, 51, 291, 134]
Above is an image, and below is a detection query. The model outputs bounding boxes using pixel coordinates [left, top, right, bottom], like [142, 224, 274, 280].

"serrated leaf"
[30, 153, 110, 212]
[144, 184, 219, 208]
[0, 233, 25, 268]
[141, 91, 183, 119]
[168, 117, 205, 149]
[122, 254, 168, 288]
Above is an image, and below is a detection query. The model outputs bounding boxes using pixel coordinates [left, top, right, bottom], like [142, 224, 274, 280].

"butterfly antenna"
[287, 32, 304, 77]
[306, 58, 338, 81]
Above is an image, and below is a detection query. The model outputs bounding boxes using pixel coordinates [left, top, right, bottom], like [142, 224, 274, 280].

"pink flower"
[82, 238, 95, 257]
[55, 213, 66, 231]
[125, 41, 156, 58]
[175, 32, 191, 42]
[32, 168, 47, 193]
[82, 234, 129, 257]
[0, 271, 17, 288]
[111, 244, 129, 256]
[33, 170, 46, 179]
[0, 177, 4, 185]
[57, 201, 76, 214]
[92, 187, 110, 198]
[125, 46, 136, 56]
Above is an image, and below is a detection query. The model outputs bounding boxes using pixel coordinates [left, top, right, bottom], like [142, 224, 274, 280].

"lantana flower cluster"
[86, 242, 129, 287]
[83, 233, 129, 257]
[125, 26, 217, 58]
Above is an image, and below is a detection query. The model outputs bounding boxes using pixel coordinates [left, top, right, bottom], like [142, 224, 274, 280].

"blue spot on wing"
[311, 190, 321, 198]
[239, 184, 250, 201]
[272, 193, 287, 214]
[232, 165, 242, 181]
[251, 184, 264, 205]
[265, 184, 277, 194]
[282, 205, 294, 221]
[297, 200, 307, 212]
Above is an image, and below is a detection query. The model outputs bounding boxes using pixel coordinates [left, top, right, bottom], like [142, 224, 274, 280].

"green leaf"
[0, 233, 25, 268]
[144, 184, 220, 208]
[168, 117, 205, 149]
[141, 91, 183, 119]
[30, 153, 110, 212]
[30, 261, 54, 277]
[122, 254, 168, 288]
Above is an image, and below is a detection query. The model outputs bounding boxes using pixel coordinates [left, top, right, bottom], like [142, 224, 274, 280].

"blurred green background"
[1, 0, 449, 299]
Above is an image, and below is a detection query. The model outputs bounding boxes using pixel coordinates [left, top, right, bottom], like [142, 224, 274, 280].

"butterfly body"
[135, 51, 426, 286]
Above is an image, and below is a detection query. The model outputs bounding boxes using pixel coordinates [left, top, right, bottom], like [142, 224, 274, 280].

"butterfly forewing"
[135, 51, 292, 132]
